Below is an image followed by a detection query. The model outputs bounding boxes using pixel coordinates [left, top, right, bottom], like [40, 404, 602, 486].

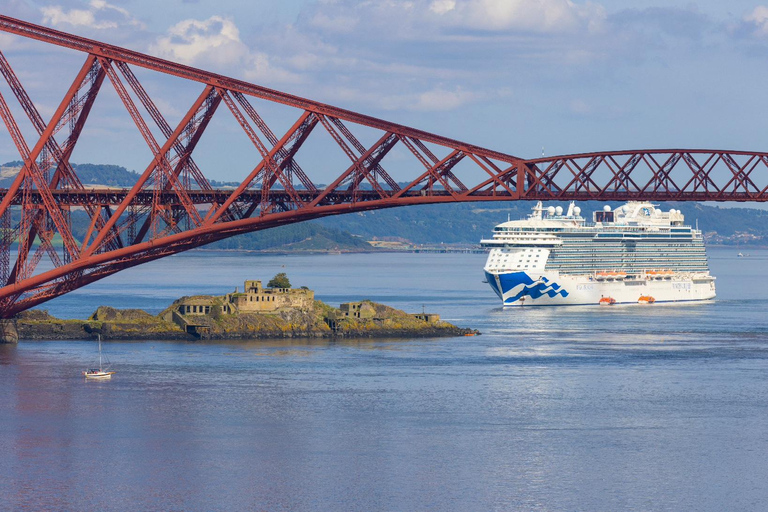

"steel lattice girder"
[0, 15, 768, 317]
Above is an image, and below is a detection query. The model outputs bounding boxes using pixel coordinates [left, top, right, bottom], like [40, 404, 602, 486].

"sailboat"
[82, 334, 115, 379]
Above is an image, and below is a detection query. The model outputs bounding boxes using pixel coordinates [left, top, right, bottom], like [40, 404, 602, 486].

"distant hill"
[5, 162, 768, 247]
[203, 200, 768, 249]
[0, 162, 238, 188]
[315, 203, 504, 244]
[205, 222, 374, 252]
[1, 161, 140, 187]
[314, 201, 768, 246]
[71, 163, 141, 187]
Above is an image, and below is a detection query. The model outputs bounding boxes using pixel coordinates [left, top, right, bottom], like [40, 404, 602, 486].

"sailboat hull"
[82, 335, 114, 379]
[83, 370, 115, 379]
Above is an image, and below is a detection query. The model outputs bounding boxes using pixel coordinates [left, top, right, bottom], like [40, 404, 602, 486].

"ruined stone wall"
[235, 289, 314, 313]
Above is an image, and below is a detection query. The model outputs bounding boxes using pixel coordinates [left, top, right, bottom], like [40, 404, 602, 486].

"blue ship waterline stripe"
[484, 271, 504, 300]
[486, 271, 569, 304]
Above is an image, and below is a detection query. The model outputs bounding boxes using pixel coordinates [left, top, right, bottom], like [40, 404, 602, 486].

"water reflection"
[0, 343, 16, 365]
[3, 248, 768, 510]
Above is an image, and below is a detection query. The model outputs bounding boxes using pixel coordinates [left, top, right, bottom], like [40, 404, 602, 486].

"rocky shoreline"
[9, 300, 478, 342]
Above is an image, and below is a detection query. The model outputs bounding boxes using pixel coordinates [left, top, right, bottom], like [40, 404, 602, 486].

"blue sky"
[3, 0, 768, 183]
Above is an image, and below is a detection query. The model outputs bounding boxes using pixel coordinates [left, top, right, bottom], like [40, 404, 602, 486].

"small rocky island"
[12, 274, 477, 341]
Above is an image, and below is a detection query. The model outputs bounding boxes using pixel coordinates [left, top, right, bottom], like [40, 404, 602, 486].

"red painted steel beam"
[0, 53, 97, 221]
[0, 55, 111, 284]
[0, 14, 520, 165]
[218, 89, 305, 209]
[204, 110, 315, 225]
[3, 16, 768, 319]
[81, 84, 215, 257]
[0, 85, 81, 260]
[232, 91, 317, 193]
[522, 148, 768, 163]
[97, 57, 204, 228]
[14, 158, 768, 313]
[0, 194, 515, 311]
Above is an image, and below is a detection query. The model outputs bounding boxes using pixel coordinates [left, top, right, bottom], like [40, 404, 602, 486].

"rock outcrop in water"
[14, 299, 477, 341]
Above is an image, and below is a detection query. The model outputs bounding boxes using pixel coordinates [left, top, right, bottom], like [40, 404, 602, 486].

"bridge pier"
[0, 319, 18, 343]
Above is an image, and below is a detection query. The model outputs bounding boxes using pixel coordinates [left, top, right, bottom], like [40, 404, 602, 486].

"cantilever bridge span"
[0, 15, 767, 317]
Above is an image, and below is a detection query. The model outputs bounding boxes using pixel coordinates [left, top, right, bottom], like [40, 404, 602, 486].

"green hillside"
[4, 161, 768, 248]
[314, 201, 768, 246]
[0, 162, 237, 188]
[0, 162, 140, 187]
[205, 222, 373, 251]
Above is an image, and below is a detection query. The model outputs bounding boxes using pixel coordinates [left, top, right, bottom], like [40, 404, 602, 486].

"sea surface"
[2, 246, 768, 511]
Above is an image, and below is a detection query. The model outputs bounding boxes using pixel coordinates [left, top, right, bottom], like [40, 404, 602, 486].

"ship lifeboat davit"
[638, 295, 656, 304]
[646, 269, 674, 280]
[599, 296, 616, 306]
[595, 271, 627, 281]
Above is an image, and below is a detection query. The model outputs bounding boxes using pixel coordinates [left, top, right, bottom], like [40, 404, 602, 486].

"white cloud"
[430, 0, 456, 15]
[33, 2, 621, 122]
[322, 84, 497, 112]
[151, 17, 248, 66]
[430, 0, 606, 33]
[41, 0, 144, 30]
[243, 53, 303, 85]
[151, 16, 301, 84]
[308, 12, 360, 33]
[42, 6, 113, 29]
[141, 6, 544, 114]
[414, 87, 476, 111]
[304, 0, 606, 36]
[0, 33, 25, 51]
[253, 0, 611, 114]
[7, 0, 755, 171]
[744, 6, 768, 37]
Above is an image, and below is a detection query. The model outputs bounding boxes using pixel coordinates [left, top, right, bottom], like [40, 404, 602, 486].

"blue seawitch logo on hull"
[485, 271, 569, 304]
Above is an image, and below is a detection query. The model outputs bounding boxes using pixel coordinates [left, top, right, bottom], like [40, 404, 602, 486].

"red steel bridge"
[0, 15, 767, 317]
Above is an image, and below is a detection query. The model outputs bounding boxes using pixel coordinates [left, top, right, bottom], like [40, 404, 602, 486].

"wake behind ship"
[482, 202, 716, 306]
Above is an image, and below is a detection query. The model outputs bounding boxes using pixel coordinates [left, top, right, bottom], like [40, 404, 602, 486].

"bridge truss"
[0, 14, 767, 316]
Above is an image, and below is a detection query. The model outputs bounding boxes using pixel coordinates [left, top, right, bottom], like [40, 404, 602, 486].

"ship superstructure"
[482, 202, 716, 306]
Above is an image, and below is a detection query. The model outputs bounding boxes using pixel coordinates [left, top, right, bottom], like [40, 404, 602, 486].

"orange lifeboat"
[599, 296, 616, 306]
[595, 271, 627, 281]
[638, 295, 655, 304]
[646, 269, 672, 280]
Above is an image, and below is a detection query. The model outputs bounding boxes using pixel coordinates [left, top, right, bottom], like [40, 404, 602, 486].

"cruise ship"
[482, 201, 716, 306]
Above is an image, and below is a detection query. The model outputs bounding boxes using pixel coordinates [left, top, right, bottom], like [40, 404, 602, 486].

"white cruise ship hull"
[485, 270, 716, 306]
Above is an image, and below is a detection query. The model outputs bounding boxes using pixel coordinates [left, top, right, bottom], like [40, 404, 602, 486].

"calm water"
[2, 247, 768, 511]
